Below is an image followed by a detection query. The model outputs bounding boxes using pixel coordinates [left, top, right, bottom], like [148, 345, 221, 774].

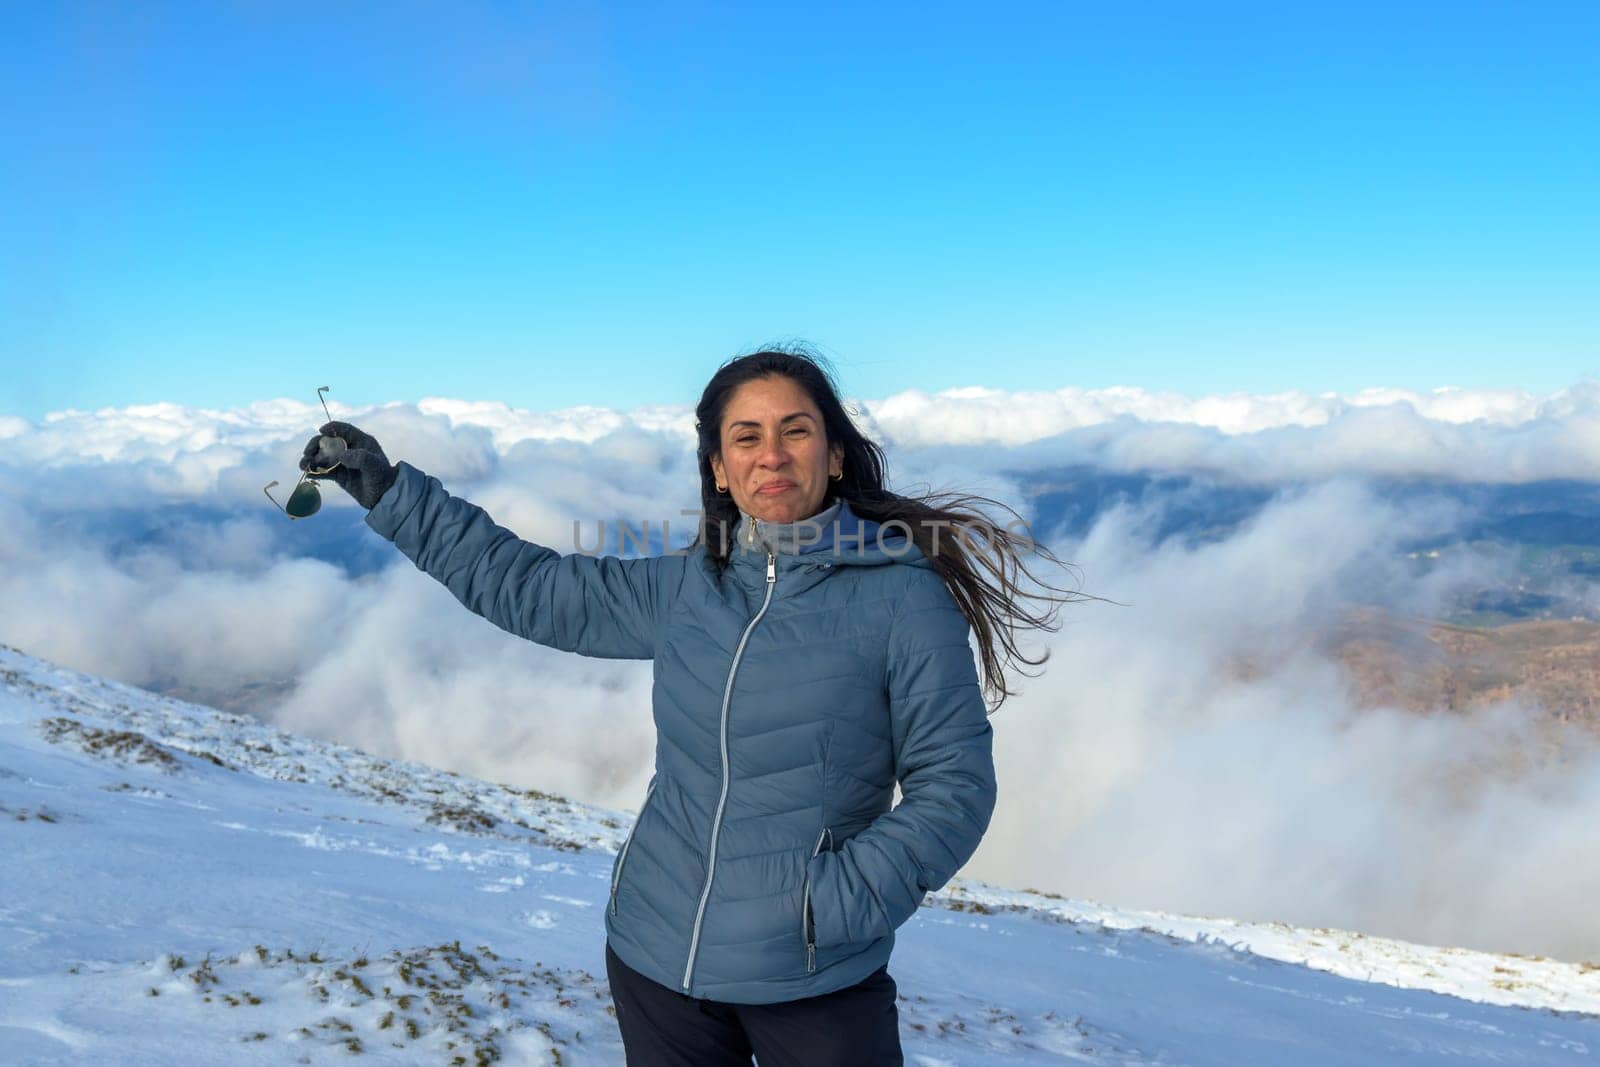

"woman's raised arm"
[366, 461, 682, 660]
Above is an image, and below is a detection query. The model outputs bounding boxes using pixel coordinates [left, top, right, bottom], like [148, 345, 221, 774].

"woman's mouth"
[756, 481, 795, 495]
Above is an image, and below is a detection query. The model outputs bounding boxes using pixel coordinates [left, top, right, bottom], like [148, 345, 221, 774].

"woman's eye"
[734, 428, 806, 444]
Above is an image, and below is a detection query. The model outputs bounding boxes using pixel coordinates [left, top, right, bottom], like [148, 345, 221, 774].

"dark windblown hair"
[689, 342, 1092, 713]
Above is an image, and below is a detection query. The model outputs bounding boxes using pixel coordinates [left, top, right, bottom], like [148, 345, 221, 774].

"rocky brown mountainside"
[1324, 607, 1600, 731]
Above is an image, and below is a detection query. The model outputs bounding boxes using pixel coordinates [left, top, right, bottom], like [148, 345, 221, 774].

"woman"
[301, 348, 1078, 1065]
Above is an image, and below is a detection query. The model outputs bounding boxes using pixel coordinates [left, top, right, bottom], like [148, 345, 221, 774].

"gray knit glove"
[299, 420, 398, 510]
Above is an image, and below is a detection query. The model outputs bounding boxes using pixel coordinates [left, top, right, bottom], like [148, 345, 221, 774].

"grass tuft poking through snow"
[79, 941, 606, 1064]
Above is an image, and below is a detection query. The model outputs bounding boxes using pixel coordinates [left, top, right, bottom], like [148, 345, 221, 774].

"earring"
[715, 483, 729, 494]
[831, 470, 843, 481]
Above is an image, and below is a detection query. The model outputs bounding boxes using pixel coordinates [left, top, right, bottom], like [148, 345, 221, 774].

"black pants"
[605, 941, 904, 1066]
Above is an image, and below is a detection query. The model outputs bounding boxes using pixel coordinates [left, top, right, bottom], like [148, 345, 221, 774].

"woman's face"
[710, 375, 844, 525]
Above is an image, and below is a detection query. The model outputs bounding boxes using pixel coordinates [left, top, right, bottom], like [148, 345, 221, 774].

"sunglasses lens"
[286, 481, 322, 518]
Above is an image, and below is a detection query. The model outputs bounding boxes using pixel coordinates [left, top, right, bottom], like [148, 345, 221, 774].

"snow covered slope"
[2, 644, 1597, 1065]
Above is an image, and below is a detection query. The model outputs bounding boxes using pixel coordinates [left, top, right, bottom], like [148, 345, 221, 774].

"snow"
[2, 643, 1597, 1064]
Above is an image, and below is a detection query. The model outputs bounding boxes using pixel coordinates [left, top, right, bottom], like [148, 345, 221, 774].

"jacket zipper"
[681, 551, 778, 994]
[802, 825, 833, 973]
[610, 776, 659, 917]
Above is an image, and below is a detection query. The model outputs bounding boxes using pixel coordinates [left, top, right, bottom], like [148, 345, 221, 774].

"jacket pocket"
[610, 776, 659, 917]
[801, 824, 834, 973]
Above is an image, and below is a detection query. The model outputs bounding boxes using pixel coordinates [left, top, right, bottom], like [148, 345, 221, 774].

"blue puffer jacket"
[365, 461, 998, 1004]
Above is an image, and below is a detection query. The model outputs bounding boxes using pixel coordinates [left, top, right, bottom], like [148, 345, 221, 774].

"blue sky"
[3, 2, 1598, 420]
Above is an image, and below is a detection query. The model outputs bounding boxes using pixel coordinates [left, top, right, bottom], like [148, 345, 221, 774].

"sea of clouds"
[4, 381, 1600, 961]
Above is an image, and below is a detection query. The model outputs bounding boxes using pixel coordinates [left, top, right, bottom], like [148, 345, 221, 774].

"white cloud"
[416, 397, 696, 450]
[8, 380, 1600, 488]
[976, 482, 1600, 961]
[862, 382, 1564, 447]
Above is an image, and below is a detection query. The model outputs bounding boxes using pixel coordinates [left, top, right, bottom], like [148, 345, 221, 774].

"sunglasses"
[264, 386, 348, 520]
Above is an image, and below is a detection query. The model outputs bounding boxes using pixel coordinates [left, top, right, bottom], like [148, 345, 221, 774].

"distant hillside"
[1326, 608, 1600, 731]
[1012, 467, 1600, 624]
